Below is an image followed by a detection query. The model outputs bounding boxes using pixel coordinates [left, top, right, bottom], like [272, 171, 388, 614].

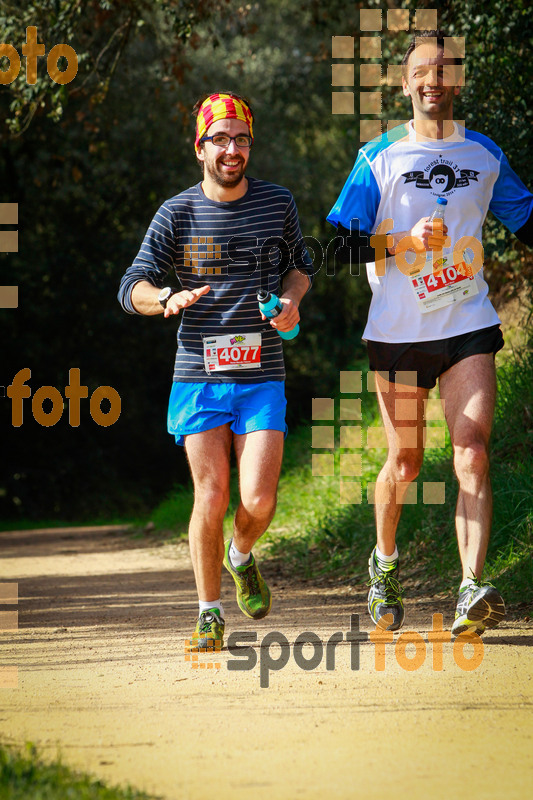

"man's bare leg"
[233, 428, 285, 552]
[439, 353, 505, 634]
[222, 428, 284, 619]
[374, 373, 428, 554]
[439, 354, 496, 580]
[184, 424, 232, 603]
[367, 374, 429, 629]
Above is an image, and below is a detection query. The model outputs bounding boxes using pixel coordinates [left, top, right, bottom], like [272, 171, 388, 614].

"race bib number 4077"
[203, 333, 261, 372]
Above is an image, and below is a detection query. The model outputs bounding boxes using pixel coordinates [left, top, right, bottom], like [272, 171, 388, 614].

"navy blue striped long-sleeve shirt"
[118, 177, 313, 383]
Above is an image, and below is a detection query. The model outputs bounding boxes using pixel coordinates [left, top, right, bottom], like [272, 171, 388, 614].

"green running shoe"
[451, 578, 505, 637]
[185, 609, 224, 652]
[367, 547, 405, 631]
[223, 538, 272, 620]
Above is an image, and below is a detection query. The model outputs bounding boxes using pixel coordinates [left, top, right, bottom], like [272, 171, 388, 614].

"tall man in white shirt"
[328, 31, 533, 635]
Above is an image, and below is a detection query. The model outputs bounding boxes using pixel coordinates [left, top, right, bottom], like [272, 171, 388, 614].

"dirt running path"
[1, 525, 532, 800]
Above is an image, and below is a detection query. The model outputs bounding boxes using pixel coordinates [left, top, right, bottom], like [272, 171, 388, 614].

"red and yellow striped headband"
[195, 93, 254, 152]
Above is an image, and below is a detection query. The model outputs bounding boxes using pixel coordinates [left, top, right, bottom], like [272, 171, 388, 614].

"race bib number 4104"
[203, 333, 261, 373]
[410, 251, 479, 313]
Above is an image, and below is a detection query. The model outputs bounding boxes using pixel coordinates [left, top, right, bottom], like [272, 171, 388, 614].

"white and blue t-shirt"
[328, 121, 533, 343]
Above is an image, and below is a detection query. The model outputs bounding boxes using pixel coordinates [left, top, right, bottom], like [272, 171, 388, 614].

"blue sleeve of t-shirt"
[489, 152, 533, 233]
[327, 150, 381, 233]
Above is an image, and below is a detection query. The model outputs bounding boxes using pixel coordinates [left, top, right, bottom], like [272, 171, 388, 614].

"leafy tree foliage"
[0, 0, 531, 520]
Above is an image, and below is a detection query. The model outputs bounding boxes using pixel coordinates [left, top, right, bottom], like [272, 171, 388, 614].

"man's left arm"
[512, 209, 533, 247]
[270, 193, 312, 333]
[489, 151, 533, 247]
[270, 268, 311, 333]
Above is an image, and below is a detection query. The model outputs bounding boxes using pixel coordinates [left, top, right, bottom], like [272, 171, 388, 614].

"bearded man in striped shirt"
[119, 92, 312, 652]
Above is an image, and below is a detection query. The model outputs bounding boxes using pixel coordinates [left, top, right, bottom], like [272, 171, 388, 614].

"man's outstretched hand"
[164, 285, 211, 318]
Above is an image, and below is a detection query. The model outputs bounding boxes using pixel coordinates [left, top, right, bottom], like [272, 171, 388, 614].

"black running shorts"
[366, 325, 504, 389]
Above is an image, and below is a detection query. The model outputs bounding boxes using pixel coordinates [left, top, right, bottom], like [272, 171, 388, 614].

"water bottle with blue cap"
[257, 290, 299, 340]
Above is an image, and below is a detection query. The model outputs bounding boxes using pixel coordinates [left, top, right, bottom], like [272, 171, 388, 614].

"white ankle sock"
[199, 599, 224, 619]
[376, 545, 399, 564]
[460, 577, 476, 591]
[229, 540, 251, 567]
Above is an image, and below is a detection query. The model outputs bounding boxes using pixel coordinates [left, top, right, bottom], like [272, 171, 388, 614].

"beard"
[204, 155, 246, 188]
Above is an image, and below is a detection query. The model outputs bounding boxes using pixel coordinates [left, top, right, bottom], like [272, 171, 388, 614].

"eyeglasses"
[199, 133, 253, 148]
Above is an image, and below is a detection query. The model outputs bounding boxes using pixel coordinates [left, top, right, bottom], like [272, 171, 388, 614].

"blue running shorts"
[167, 381, 287, 446]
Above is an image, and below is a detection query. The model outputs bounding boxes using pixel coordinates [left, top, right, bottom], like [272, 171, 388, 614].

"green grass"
[147, 484, 193, 535]
[485, 346, 533, 604]
[0, 743, 157, 800]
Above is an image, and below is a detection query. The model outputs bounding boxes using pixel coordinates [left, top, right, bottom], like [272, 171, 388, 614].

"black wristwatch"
[158, 287, 177, 309]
